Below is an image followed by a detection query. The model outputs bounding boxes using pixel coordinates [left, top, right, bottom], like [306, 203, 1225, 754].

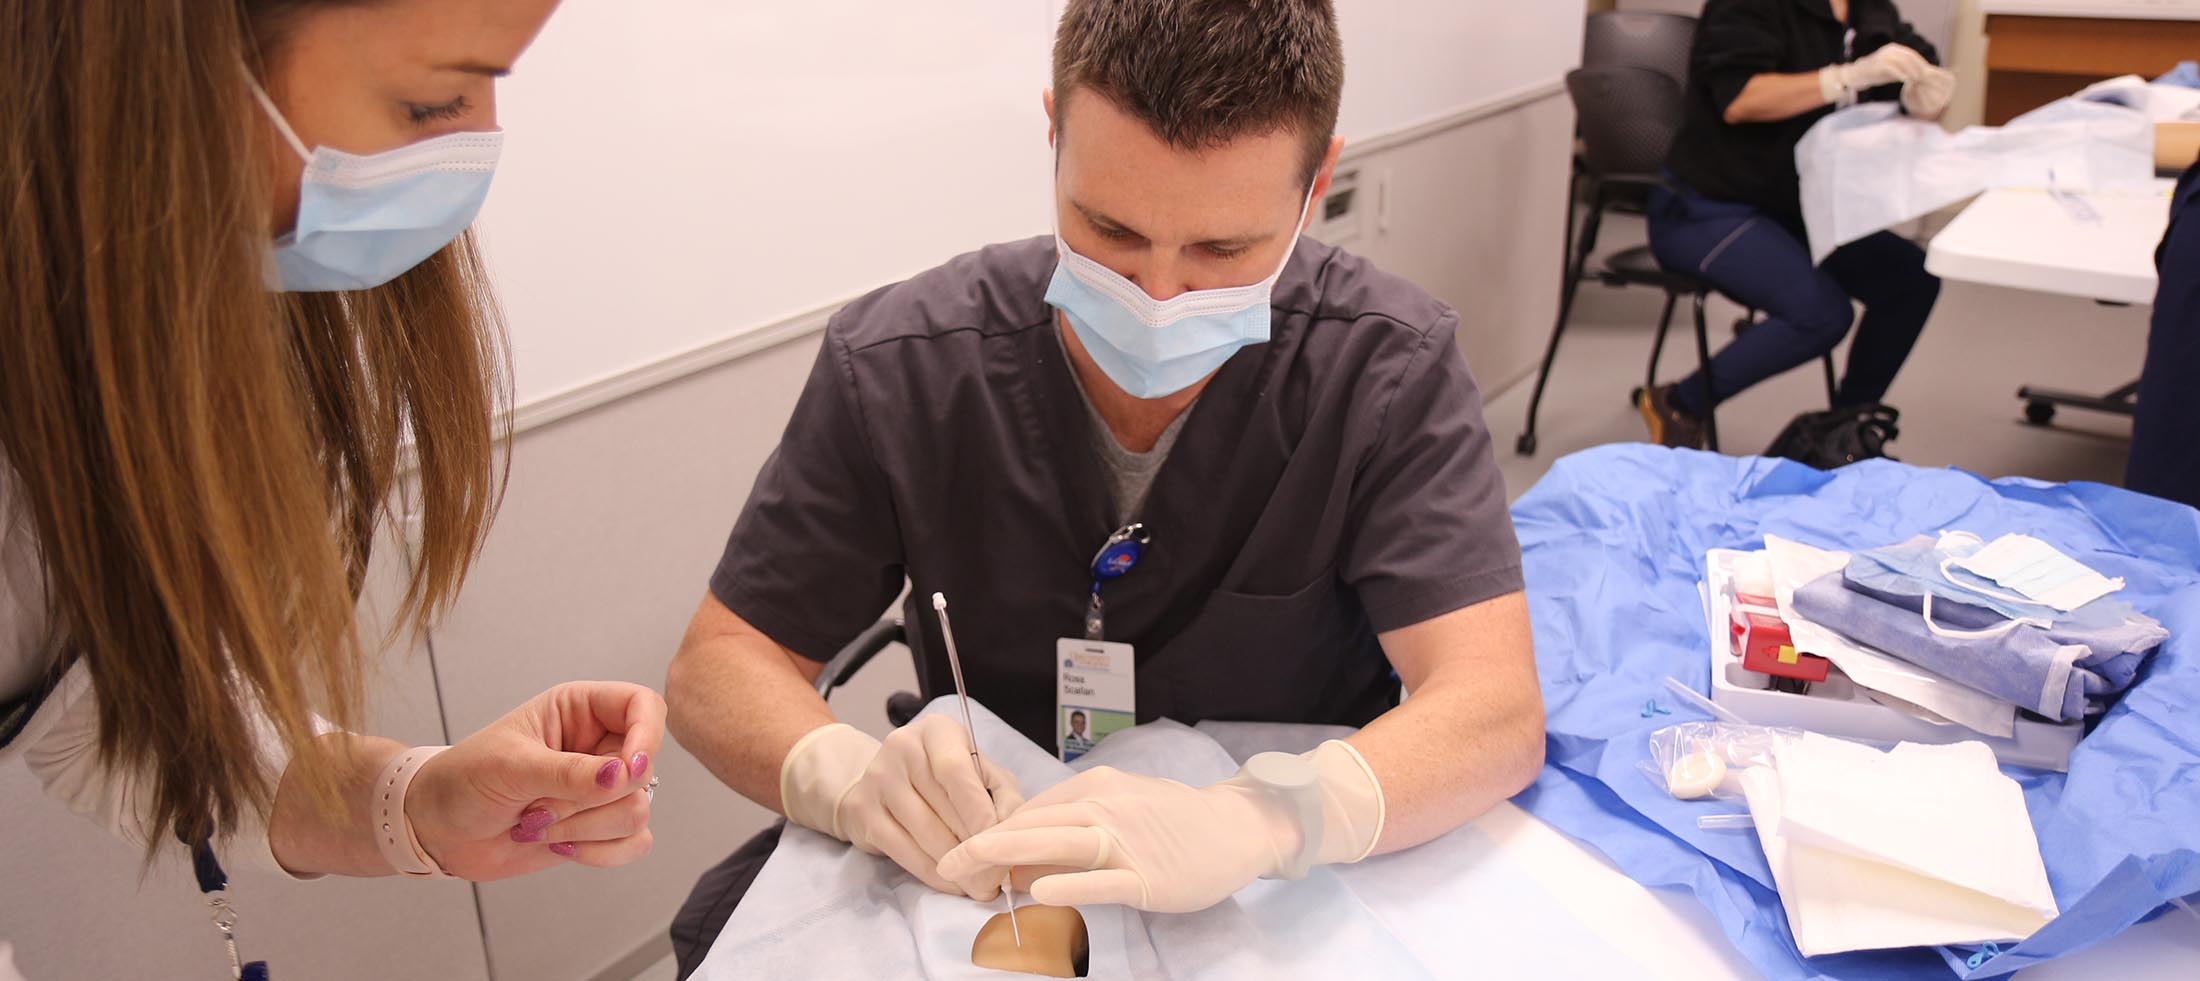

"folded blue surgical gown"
[1792, 562, 2165, 721]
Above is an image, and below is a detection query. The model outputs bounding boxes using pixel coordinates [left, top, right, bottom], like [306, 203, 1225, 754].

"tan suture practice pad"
[971, 905, 1090, 977]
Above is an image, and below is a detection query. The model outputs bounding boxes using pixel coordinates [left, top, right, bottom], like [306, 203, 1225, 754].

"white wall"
[477, 0, 1056, 409]
[484, 0, 1590, 411]
[1334, 1, 1584, 138]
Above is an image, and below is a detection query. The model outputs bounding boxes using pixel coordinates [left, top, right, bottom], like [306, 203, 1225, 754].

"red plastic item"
[1731, 608, 1830, 683]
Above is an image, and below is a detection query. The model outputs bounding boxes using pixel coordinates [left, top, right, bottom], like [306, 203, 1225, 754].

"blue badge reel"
[1063, 524, 1149, 761]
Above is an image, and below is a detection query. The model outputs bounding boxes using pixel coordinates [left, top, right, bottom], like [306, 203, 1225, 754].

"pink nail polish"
[596, 758, 625, 790]
[511, 826, 545, 844]
[519, 807, 555, 833]
[631, 751, 650, 777]
[549, 842, 577, 858]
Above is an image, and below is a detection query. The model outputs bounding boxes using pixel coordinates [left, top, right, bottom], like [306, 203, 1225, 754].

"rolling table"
[1925, 179, 2174, 425]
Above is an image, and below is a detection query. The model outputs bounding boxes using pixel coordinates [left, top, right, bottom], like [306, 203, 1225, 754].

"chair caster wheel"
[2024, 400, 2056, 426]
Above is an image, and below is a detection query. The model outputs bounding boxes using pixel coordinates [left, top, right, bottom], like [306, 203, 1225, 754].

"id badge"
[1057, 638, 1134, 762]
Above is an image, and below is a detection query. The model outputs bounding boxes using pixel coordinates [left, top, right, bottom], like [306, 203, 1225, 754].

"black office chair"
[1519, 65, 1729, 454]
[1583, 11, 1698, 90]
[813, 617, 925, 727]
[1555, 13, 1703, 268]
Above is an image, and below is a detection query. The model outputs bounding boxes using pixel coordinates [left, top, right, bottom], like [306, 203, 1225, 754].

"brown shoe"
[1635, 384, 1706, 450]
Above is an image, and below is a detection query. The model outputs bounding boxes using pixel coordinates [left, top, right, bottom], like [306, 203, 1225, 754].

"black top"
[0, 650, 70, 751]
[1667, 0, 1939, 231]
[709, 236, 1524, 749]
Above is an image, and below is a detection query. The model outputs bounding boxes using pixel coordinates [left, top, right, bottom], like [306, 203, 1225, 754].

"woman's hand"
[406, 681, 666, 881]
[1834, 43, 1931, 94]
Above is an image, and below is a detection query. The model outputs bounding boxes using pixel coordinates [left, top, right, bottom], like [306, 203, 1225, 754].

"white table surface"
[1926, 180, 2174, 305]
[1490, 797, 2200, 978]
[1981, 0, 2200, 21]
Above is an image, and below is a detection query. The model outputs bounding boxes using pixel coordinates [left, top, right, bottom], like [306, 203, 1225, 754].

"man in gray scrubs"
[667, 0, 1541, 964]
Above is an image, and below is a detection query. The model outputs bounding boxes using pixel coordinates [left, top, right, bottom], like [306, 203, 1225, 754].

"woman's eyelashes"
[404, 95, 472, 127]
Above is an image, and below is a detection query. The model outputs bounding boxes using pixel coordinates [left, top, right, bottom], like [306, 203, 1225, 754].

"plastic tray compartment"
[1701, 548, 2081, 772]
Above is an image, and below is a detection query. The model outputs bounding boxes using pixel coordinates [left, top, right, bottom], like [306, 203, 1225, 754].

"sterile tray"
[1700, 548, 2083, 772]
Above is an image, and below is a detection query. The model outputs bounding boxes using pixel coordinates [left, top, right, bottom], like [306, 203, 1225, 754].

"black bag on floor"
[1765, 403, 1900, 468]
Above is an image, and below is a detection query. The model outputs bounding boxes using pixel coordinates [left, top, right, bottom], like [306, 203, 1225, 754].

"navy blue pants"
[2127, 160, 2200, 510]
[1647, 184, 1942, 418]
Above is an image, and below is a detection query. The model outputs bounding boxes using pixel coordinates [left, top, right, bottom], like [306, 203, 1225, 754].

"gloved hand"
[1819, 43, 1932, 106]
[779, 716, 1025, 895]
[1902, 66, 1958, 118]
[937, 740, 1384, 914]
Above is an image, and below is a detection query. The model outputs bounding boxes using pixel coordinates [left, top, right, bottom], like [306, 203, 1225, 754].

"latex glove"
[937, 740, 1384, 913]
[1819, 44, 1932, 106]
[780, 716, 1025, 895]
[1902, 66, 1957, 118]
[408, 681, 664, 880]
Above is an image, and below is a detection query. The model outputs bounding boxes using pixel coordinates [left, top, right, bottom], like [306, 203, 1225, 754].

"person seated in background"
[663, 0, 1542, 971]
[1635, 0, 1954, 448]
[2127, 156, 2200, 510]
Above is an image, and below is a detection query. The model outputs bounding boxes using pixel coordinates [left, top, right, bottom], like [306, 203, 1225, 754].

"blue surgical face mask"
[1044, 188, 1314, 399]
[1943, 532, 2125, 613]
[248, 78, 501, 293]
[1848, 531, 2134, 635]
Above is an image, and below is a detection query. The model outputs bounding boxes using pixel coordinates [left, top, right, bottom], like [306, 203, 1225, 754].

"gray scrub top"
[710, 236, 1523, 749]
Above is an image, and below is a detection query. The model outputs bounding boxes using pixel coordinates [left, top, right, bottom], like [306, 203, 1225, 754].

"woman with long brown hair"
[2, 0, 663, 974]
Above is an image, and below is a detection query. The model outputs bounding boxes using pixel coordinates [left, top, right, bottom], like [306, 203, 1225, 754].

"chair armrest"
[814, 618, 906, 697]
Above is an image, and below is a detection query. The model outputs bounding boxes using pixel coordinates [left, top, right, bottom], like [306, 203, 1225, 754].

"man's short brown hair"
[1052, 0, 1345, 186]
